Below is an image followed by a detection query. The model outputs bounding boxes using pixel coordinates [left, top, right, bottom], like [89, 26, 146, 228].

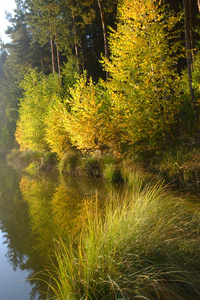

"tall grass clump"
[121, 158, 153, 189]
[101, 153, 122, 182]
[159, 146, 200, 188]
[103, 163, 122, 182]
[45, 178, 200, 299]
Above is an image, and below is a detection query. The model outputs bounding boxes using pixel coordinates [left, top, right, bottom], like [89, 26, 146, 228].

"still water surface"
[0, 155, 111, 299]
[0, 229, 33, 300]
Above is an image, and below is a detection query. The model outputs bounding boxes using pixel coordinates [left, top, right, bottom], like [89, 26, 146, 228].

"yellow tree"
[45, 95, 72, 158]
[63, 75, 119, 153]
[103, 0, 182, 151]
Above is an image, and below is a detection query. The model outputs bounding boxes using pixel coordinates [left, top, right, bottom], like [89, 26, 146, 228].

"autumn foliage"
[15, 0, 198, 158]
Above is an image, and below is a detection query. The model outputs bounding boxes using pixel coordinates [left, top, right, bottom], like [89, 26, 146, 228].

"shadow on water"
[0, 153, 114, 299]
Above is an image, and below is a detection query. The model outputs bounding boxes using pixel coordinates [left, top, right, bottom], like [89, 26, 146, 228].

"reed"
[45, 179, 200, 299]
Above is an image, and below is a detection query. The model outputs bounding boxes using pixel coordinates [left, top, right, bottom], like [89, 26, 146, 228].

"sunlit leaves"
[44, 96, 71, 158]
[15, 0, 185, 157]
[15, 69, 60, 151]
[63, 75, 116, 152]
[102, 0, 182, 151]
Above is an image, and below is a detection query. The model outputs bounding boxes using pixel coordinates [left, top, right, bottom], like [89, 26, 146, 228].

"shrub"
[58, 150, 82, 174]
[7, 148, 43, 168]
[103, 163, 122, 182]
[81, 155, 101, 178]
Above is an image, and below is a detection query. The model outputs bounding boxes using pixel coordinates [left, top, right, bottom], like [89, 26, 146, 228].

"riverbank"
[7, 145, 200, 190]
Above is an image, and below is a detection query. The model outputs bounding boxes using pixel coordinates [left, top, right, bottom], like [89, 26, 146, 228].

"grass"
[121, 159, 152, 189]
[101, 153, 122, 182]
[43, 176, 200, 300]
[103, 163, 122, 182]
[158, 146, 200, 188]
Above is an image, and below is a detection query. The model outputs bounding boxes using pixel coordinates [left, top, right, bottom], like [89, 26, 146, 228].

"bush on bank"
[8, 144, 200, 189]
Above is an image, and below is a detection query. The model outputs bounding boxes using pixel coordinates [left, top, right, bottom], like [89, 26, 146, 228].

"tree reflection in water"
[0, 156, 111, 299]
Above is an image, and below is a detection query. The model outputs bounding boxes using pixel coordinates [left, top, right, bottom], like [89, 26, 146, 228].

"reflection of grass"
[45, 179, 200, 300]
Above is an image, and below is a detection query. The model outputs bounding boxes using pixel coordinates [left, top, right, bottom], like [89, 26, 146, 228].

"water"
[0, 156, 40, 300]
[0, 230, 33, 300]
[0, 155, 111, 299]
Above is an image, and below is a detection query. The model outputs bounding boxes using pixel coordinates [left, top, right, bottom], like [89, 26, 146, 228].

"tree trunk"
[40, 50, 44, 74]
[81, 39, 85, 73]
[50, 35, 56, 73]
[72, 13, 80, 73]
[54, 25, 61, 77]
[55, 42, 61, 77]
[52, 4, 61, 77]
[188, 0, 194, 53]
[183, 0, 197, 120]
[1, 103, 5, 126]
[97, 0, 109, 79]
[49, 8, 56, 73]
[48, 5, 56, 73]
[198, 0, 200, 12]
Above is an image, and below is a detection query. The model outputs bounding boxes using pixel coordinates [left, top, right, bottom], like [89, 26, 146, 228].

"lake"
[0, 154, 111, 299]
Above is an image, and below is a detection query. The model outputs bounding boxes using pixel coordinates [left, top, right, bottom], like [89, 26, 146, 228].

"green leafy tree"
[0, 0, 42, 147]
[15, 69, 60, 151]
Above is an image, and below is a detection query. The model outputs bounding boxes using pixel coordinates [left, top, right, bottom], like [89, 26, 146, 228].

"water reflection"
[0, 157, 41, 299]
[0, 156, 111, 299]
[0, 229, 33, 300]
[20, 172, 111, 244]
